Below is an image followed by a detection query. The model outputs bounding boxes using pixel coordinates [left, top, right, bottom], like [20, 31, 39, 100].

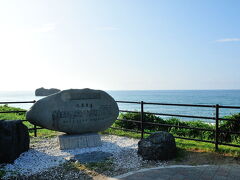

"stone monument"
[27, 88, 119, 149]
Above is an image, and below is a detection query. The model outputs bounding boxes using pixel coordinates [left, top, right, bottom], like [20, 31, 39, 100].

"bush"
[115, 112, 165, 131]
[115, 112, 240, 143]
[165, 118, 214, 140]
[219, 113, 240, 143]
[115, 112, 216, 141]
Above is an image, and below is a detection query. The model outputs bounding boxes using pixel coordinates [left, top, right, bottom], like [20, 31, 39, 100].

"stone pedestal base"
[58, 133, 102, 150]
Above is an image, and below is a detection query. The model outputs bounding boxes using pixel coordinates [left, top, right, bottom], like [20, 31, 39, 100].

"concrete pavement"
[110, 165, 240, 180]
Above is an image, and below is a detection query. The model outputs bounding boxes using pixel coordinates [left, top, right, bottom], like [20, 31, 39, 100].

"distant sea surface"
[0, 90, 240, 122]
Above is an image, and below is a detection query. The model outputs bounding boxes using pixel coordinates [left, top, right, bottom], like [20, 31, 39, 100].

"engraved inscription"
[75, 103, 93, 108]
[52, 106, 113, 129]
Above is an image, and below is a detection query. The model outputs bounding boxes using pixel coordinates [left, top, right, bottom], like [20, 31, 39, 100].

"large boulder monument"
[27, 88, 119, 149]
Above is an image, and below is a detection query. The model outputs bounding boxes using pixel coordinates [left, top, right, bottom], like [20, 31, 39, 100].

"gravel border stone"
[0, 135, 165, 179]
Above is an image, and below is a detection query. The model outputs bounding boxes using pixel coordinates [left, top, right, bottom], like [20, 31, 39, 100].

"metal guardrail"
[0, 100, 40, 137]
[0, 100, 240, 150]
[115, 101, 240, 150]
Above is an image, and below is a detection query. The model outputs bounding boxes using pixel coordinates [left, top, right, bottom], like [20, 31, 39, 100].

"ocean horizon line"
[1, 89, 240, 92]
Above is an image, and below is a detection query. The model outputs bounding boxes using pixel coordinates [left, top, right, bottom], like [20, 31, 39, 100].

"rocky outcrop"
[0, 120, 29, 163]
[27, 88, 119, 134]
[138, 131, 176, 160]
[35, 87, 60, 96]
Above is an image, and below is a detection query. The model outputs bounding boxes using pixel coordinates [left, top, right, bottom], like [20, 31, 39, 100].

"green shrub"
[165, 118, 214, 140]
[115, 112, 240, 143]
[219, 113, 240, 143]
[115, 112, 216, 141]
[115, 112, 165, 130]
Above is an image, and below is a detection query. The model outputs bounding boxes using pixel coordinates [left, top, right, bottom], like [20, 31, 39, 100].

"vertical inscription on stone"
[52, 105, 113, 129]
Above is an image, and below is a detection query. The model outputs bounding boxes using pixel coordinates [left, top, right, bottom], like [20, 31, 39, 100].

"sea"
[0, 90, 240, 122]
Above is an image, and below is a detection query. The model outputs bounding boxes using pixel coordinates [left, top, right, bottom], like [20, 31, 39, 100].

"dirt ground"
[168, 149, 240, 166]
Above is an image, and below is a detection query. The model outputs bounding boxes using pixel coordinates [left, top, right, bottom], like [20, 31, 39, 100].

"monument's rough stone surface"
[58, 133, 102, 150]
[0, 120, 29, 163]
[27, 88, 119, 134]
[138, 131, 176, 160]
[35, 87, 60, 96]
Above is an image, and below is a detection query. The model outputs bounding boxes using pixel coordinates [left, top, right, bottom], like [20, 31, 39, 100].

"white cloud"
[97, 26, 119, 31]
[216, 38, 240, 42]
[33, 23, 56, 33]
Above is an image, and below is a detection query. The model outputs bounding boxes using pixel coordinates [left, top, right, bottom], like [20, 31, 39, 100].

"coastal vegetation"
[1, 105, 240, 155]
[114, 112, 240, 143]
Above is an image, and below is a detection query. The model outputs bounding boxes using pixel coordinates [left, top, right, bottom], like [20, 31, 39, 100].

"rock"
[138, 131, 176, 160]
[0, 120, 30, 163]
[35, 87, 60, 96]
[27, 88, 119, 134]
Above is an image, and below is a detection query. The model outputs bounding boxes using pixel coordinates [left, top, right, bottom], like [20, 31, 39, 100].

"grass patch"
[29, 129, 59, 138]
[0, 105, 58, 138]
[84, 160, 114, 173]
[176, 138, 240, 157]
[66, 159, 114, 176]
[0, 105, 26, 120]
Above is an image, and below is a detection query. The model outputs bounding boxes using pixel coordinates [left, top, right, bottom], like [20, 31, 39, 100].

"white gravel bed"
[1, 135, 164, 178]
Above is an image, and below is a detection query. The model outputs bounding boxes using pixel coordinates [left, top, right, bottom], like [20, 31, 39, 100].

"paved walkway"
[110, 165, 240, 180]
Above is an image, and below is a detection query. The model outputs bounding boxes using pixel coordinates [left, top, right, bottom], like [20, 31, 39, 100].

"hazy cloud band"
[216, 38, 240, 42]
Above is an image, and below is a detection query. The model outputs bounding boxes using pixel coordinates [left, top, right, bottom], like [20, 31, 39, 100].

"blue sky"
[0, 0, 240, 90]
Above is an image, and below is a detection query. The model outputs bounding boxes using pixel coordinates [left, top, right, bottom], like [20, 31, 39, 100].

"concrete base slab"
[68, 151, 113, 163]
[58, 133, 102, 150]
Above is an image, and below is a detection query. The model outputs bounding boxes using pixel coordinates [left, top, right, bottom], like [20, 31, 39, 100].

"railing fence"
[115, 100, 240, 150]
[1, 100, 240, 151]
